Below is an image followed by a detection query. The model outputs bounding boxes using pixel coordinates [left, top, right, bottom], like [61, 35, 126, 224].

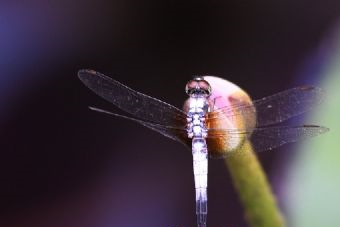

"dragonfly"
[78, 69, 328, 227]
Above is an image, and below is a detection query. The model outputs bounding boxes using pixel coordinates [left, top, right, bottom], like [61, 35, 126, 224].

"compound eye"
[197, 80, 211, 95]
[185, 80, 198, 95]
[185, 77, 211, 96]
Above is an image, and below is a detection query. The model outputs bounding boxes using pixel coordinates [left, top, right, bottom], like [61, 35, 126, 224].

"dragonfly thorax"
[186, 97, 210, 138]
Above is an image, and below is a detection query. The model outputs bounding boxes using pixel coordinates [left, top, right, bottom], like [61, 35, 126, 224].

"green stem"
[224, 140, 286, 227]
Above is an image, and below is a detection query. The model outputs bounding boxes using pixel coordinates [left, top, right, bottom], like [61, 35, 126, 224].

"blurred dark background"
[0, 1, 339, 227]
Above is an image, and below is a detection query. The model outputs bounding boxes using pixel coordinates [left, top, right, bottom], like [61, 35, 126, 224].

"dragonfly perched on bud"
[78, 70, 328, 227]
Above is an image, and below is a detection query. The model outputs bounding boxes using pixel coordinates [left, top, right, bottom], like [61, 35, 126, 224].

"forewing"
[209, 86, 324, 127]
[78, 69, 187, 126]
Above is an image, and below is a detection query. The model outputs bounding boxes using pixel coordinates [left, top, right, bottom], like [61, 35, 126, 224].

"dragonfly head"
[185, 77, 212, 97]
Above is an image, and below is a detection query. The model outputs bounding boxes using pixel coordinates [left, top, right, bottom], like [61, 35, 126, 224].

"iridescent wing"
[208, 86, 324, 127]
[78, 69, 187, 126]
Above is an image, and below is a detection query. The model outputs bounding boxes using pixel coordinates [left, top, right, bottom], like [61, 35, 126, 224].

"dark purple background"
[0, 1, 338, 227]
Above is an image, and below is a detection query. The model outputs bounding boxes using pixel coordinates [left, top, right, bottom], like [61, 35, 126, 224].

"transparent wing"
[207, 125, 329, 152]
[89, 106, 190, 148]
[80, 71, 328, 154]
[208, 86, 324, 127]
[78, 69, 187, 126]
[88, 108, 328, 155]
